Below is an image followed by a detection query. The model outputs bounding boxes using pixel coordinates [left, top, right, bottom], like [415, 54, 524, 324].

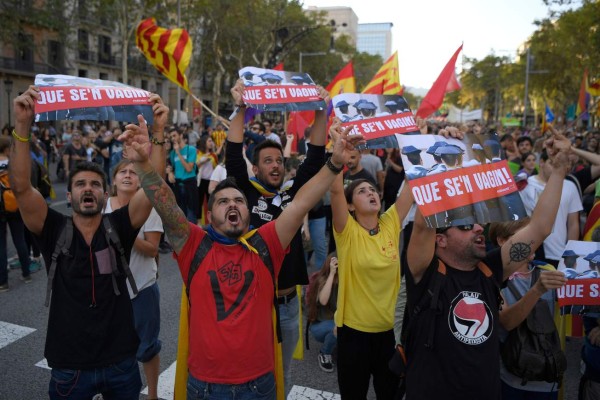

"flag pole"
[188, 92, 230, 129]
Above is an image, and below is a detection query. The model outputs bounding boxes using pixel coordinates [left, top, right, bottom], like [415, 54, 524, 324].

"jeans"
[309, 319, 337, 355]
[175, 178, 199, 224]
[187, 371, 275, 400]
[308, 217, 327, 270]
[278, 293, 299, 397]
[48, 356, 141, 399]
[0, 212, 31, 285]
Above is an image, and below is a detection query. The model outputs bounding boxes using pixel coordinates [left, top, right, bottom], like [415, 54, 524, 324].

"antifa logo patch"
[448, 291, 493, 345]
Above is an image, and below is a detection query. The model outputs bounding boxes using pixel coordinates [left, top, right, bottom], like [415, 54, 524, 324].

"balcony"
[0, 57, 67, 75]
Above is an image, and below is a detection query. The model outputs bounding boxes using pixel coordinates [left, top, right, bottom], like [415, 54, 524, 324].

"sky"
[304, 0, 572, 91]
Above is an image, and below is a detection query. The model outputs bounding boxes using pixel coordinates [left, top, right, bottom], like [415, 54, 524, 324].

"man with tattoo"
[119, 105, 363, 400]
[10, 86, 167, 399]
[403, 134, 572, 400]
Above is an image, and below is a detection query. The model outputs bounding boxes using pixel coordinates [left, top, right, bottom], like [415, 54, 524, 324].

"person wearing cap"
[426, 141, 449, 175]
[258, 72, 283, 85]
[349, 99, 377, 121]
[384, 100, 399, 115]
[561, 250, 580, 269]
[463, 143, 488, 167]
[334, 100, 353, 122]
[402, 145, 428, 180]
[434, 144, 464, 171]
[404, 133, 571, 400]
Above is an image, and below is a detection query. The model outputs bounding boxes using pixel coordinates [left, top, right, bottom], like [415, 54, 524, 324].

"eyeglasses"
[436, 224, 476, 234]
[251, 126, 260, 131]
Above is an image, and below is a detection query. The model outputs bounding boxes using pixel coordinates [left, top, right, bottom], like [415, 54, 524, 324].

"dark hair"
[285, 157, 300, 172]
[67, 161, 108, 192]
[521, 151, 536, 163]
[517, 136, 533, 147]
[344, 178, 376, 205]
[406, 152, 421, 165]
[252, 140, 283, 166]
[251, 122, 265, 133]
[500, 133, 513, 143]
[197, 135, 211, 153]
[306, 252, 338, 322]
[207, 177, 247, 211]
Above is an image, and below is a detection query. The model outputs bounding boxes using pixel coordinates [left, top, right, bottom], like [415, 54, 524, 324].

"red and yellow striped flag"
[362, 51, 402, 95]
[136, 17, 192, 93]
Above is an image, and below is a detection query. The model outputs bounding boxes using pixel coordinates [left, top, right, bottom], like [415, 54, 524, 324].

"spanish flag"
[327, 61, 356, 96]
[362, 51, 402, 95]
[136, 17, 192, 93]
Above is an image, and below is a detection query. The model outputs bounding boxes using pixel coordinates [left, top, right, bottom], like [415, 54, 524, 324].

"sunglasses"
[436, 224, 476, 234]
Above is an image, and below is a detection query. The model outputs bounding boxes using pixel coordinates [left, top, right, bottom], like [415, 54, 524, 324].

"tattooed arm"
[500, 146, 569, 280]
[9, 86, 48, 235]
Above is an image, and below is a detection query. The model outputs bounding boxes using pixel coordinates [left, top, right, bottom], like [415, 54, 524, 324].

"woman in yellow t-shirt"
[329, 118, 413, 399]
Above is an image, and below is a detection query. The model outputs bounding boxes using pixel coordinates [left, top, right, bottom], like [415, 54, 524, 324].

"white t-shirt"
[210, 164, 228, 183]
[104, 200, 164, 298]
[519, 176, 582, 260]
[265, 132, 281, 145]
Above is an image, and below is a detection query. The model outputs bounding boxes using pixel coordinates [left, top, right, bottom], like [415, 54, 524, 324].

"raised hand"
[14, 86, 40, 127]
[438, 126, 464, 140]
[148, 94, 168, 133]
[118, 114, 151, 163]
[329, 117, 365, 167]
[533, 270, 567, 294]
[231, 79, 245, 107]
[316, 85, 330, 105]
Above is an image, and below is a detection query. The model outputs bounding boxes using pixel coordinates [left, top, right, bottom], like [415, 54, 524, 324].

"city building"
[357, 22, 393, 59]
[305, 6, 358, 46]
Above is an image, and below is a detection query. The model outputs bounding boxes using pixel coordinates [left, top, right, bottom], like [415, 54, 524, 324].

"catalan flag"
[541, 103, 554, 133]
[136, 17, 192, 93]
[362, 51, 402, 95]
[576, 68, 590, 119]
[589, 79, 600, 96]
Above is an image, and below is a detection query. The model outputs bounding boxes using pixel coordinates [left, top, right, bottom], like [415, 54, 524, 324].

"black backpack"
[500, 267, 567, 386]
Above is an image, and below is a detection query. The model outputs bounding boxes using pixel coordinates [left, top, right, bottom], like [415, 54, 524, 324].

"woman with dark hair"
[306, 253, 339, 373]
[196, 135, 218, 223]
[517, 152, 538, 178]
[329, 118, 412, 399]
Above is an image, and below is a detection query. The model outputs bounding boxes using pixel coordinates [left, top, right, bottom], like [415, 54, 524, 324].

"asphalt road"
[0, 167, 586, 399]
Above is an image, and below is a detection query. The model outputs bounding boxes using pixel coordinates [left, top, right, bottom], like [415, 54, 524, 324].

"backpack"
[500, 267, 567, 385]
[0, 172, 18, 213]
[45, 215, 138, 307]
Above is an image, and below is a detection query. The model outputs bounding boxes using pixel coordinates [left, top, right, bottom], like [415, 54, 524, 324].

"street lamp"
[298, 51, 326, 73]
[4, 79, 13, 127]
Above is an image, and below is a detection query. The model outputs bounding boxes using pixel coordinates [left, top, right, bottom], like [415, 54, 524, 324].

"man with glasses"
[403, 134, 571, 400]
[244, 122, 267, 161]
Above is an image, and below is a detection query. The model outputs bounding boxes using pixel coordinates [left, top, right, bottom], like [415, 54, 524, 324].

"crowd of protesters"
[2, 80, 600, 400]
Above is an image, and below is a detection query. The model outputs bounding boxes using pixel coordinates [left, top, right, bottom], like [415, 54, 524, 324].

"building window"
[48, 40, 63, 72]
[16, 33, 34, 71]
[78, 29, 89, 61]
[141, 80, 148, 90]
[99, 73, 108, 80]
[78, 69, 88, 77]
[98, 35, 111, 64]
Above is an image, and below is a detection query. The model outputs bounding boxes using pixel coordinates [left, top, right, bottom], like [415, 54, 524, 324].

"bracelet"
[150, 137, 166, 146]
[326, 157, 343, 174]
[11, 129, 31, 143]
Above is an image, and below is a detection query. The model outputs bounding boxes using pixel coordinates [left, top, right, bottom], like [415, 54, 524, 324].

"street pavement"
[0, 167, 587, 399]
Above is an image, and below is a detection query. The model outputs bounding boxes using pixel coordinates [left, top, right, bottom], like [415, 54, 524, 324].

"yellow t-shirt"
[333, 205, 401, 332]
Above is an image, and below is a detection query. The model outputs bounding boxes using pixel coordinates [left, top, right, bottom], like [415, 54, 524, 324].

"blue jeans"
[131, 283, 162, 362]
[309, 319, 337, 355]
[278, 293, 299, 397]
[48, 356, 141, 399]
[308, 217, 327, 270]
[0, 212, 31, 285]
[187, 371, 275, 400]
[501, 380, 558, 400]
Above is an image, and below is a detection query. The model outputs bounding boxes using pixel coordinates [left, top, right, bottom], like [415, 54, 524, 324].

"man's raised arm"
[275, 126, 364, 249]
[10, 86, 48, 235]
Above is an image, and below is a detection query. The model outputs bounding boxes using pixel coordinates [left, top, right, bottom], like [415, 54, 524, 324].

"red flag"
[273, 63, 285, 71]
[577, 68, 589, 117]
[287, 111, 313, 140]
[416, 45, 463, 119]
[326, 61, 356, 94]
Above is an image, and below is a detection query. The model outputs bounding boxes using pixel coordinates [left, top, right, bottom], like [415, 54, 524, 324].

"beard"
[71, 196, 105, 216]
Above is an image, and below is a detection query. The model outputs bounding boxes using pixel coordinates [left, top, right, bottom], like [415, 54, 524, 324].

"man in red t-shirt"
[120, 106, 364, 399]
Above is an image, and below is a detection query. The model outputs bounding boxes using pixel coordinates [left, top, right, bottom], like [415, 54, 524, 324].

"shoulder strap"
[102, 214, 138, 296]
[186, 233, 214, 302]
[45, 217, 73, 307]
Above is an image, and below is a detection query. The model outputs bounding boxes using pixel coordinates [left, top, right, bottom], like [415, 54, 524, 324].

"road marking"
[141, 360, 176, 399]
[288, 385, 340, 400]
[35, 358, 51, 370]
[0, 321, 36, 350]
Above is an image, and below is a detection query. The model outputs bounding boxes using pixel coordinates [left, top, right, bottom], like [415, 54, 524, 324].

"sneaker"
[0, 283, 9, 293]
[20, 275, 32, 283]
[318, 352, 334, 373]
[29, 260, 42, 274]
[9, 259, 21, 270]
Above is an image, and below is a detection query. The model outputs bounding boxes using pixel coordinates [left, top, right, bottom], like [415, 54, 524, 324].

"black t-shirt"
[404, 248, 503, 400]
[35, 207, 140, 369]
[63, 143, 87, 171]
[343, 168, 377, 188]
[226, 140, 325, 288]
